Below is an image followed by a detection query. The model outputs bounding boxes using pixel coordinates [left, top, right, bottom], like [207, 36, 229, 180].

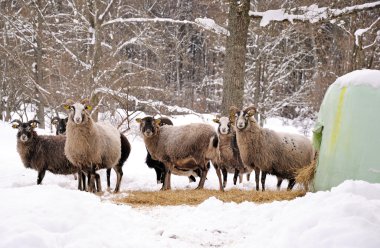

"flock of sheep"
[11, 99, 315, 193]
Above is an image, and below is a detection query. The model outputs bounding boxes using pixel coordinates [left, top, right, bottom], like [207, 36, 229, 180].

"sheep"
[11, 119, 83, 189]
[230, 105, 314, 191]
[63, 99, 131, 193]
[136, 116, 222, 191]
[52, 116, 82, 181]
[213, 116, 255, 188]
[51, 116, 68, 135]
[51, 115, 128, 191]
[145, 117, 202, 184]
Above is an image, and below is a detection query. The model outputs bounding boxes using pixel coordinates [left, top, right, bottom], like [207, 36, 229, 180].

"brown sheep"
[136, 116, 222, 190]
[230, 105, 314, 191]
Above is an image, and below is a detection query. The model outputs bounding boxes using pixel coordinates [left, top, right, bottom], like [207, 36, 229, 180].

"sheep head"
[63, 99, 92, 125]
[214, 115, 232, 135]
[136, 116, 161, 138]
[52, 117, 68, 134]
[11, 120, 40, 142]
[234, 105, 258, 131]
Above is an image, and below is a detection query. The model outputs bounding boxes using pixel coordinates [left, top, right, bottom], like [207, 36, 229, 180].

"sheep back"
[271, 131, 314, 178]
[146, 123, 218, 165]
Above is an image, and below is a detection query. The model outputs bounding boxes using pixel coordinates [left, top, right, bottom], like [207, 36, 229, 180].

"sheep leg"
[37, 169, 46, 185]
[196, 166, 208, 190]
[287, 179, 296, 191]
[113, 166, 123, 193]
[78, 171, 86, 191]
[161, 166, 171, 190]
[214, 164, 224, 191]
[239, 173, 243, 184]
[261, 171, 267, 191]
[95, 172, 102, 192]
[106, 168, 111, 189]
[276, 177, 283, 190]
[246, 173, 251, 181]
[88, 166, 98, 193]
[77, 172, 82, 190]
[233, 169, 239, 185]
[154, 167, 163, 184]
[222, 168, 228, 188]
[254, 167, 260, 191]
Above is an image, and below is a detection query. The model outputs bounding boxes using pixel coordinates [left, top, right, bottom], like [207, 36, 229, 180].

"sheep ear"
[11, 123, 20, 129]
[29, 120, 40, 129]
[63, 104, 71, 110]
[135, 118, 142, 123]
[212, 118, 220, 124]
[154, 119, 161, 125]
[11, 120, 21, 128]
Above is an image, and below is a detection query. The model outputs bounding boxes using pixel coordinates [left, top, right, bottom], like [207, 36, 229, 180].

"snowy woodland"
[1, 0, 380, 247]
[1, 0, 379, 128]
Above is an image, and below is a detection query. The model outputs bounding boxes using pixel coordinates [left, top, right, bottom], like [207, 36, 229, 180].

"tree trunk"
[221, 0, 251, 115]
[34, 0, 45, 128]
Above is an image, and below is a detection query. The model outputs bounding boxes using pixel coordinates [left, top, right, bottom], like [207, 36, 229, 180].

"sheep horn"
[65, 99, 75, 105]
[81, 98, 90, 105]
[51, 116, 60, 124]
[244, 105, 257, 116]
[28, 120, 41, 125]
[229, 106, 240, 122]
[11, 119, 22, 125]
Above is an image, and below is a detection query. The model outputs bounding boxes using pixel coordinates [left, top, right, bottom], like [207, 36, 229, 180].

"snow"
[354, 17, 380, 46]
[250, 2, 380, 27]
[194, 17, 229, 36]
[102, 17, 228, 36]
[1, 115, 380, 247]
[334, 69, 380, 89]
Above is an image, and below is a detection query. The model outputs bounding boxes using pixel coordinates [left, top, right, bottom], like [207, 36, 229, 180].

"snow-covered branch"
[94, 87, 200, 115]
[354, 17, 380, 47]
[102, 17, 228, 35]
[250, 2, 380, 27]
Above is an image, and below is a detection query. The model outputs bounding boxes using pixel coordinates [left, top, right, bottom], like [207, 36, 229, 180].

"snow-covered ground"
[1, 115, 379, 248]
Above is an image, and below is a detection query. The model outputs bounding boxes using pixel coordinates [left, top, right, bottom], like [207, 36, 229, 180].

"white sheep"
[63, 99, 130, 193]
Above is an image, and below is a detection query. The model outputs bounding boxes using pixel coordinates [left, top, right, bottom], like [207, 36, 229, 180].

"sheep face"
[64, 101, 92, 125]
[52, 117, 68, 135]
[233, 106, 257, 131]
[214, 117, 232, 135]
[136, 117, 161, 138]
[11, 120, 39, 143]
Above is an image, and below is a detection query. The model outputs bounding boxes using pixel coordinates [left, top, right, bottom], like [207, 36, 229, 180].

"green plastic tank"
[313, 69, 380, 191]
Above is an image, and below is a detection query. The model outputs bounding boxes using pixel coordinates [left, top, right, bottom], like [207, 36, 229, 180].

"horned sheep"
[213, 116, 255, 188]
[11, 119, 82, 188]
[63, 99, 131, 193]
[230, 105, 314, 190]
[136, 116, 222, 190]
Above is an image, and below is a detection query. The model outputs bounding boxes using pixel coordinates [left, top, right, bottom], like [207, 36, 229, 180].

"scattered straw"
[112, 189, 306, 207]
[296, 158, 317, 191]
